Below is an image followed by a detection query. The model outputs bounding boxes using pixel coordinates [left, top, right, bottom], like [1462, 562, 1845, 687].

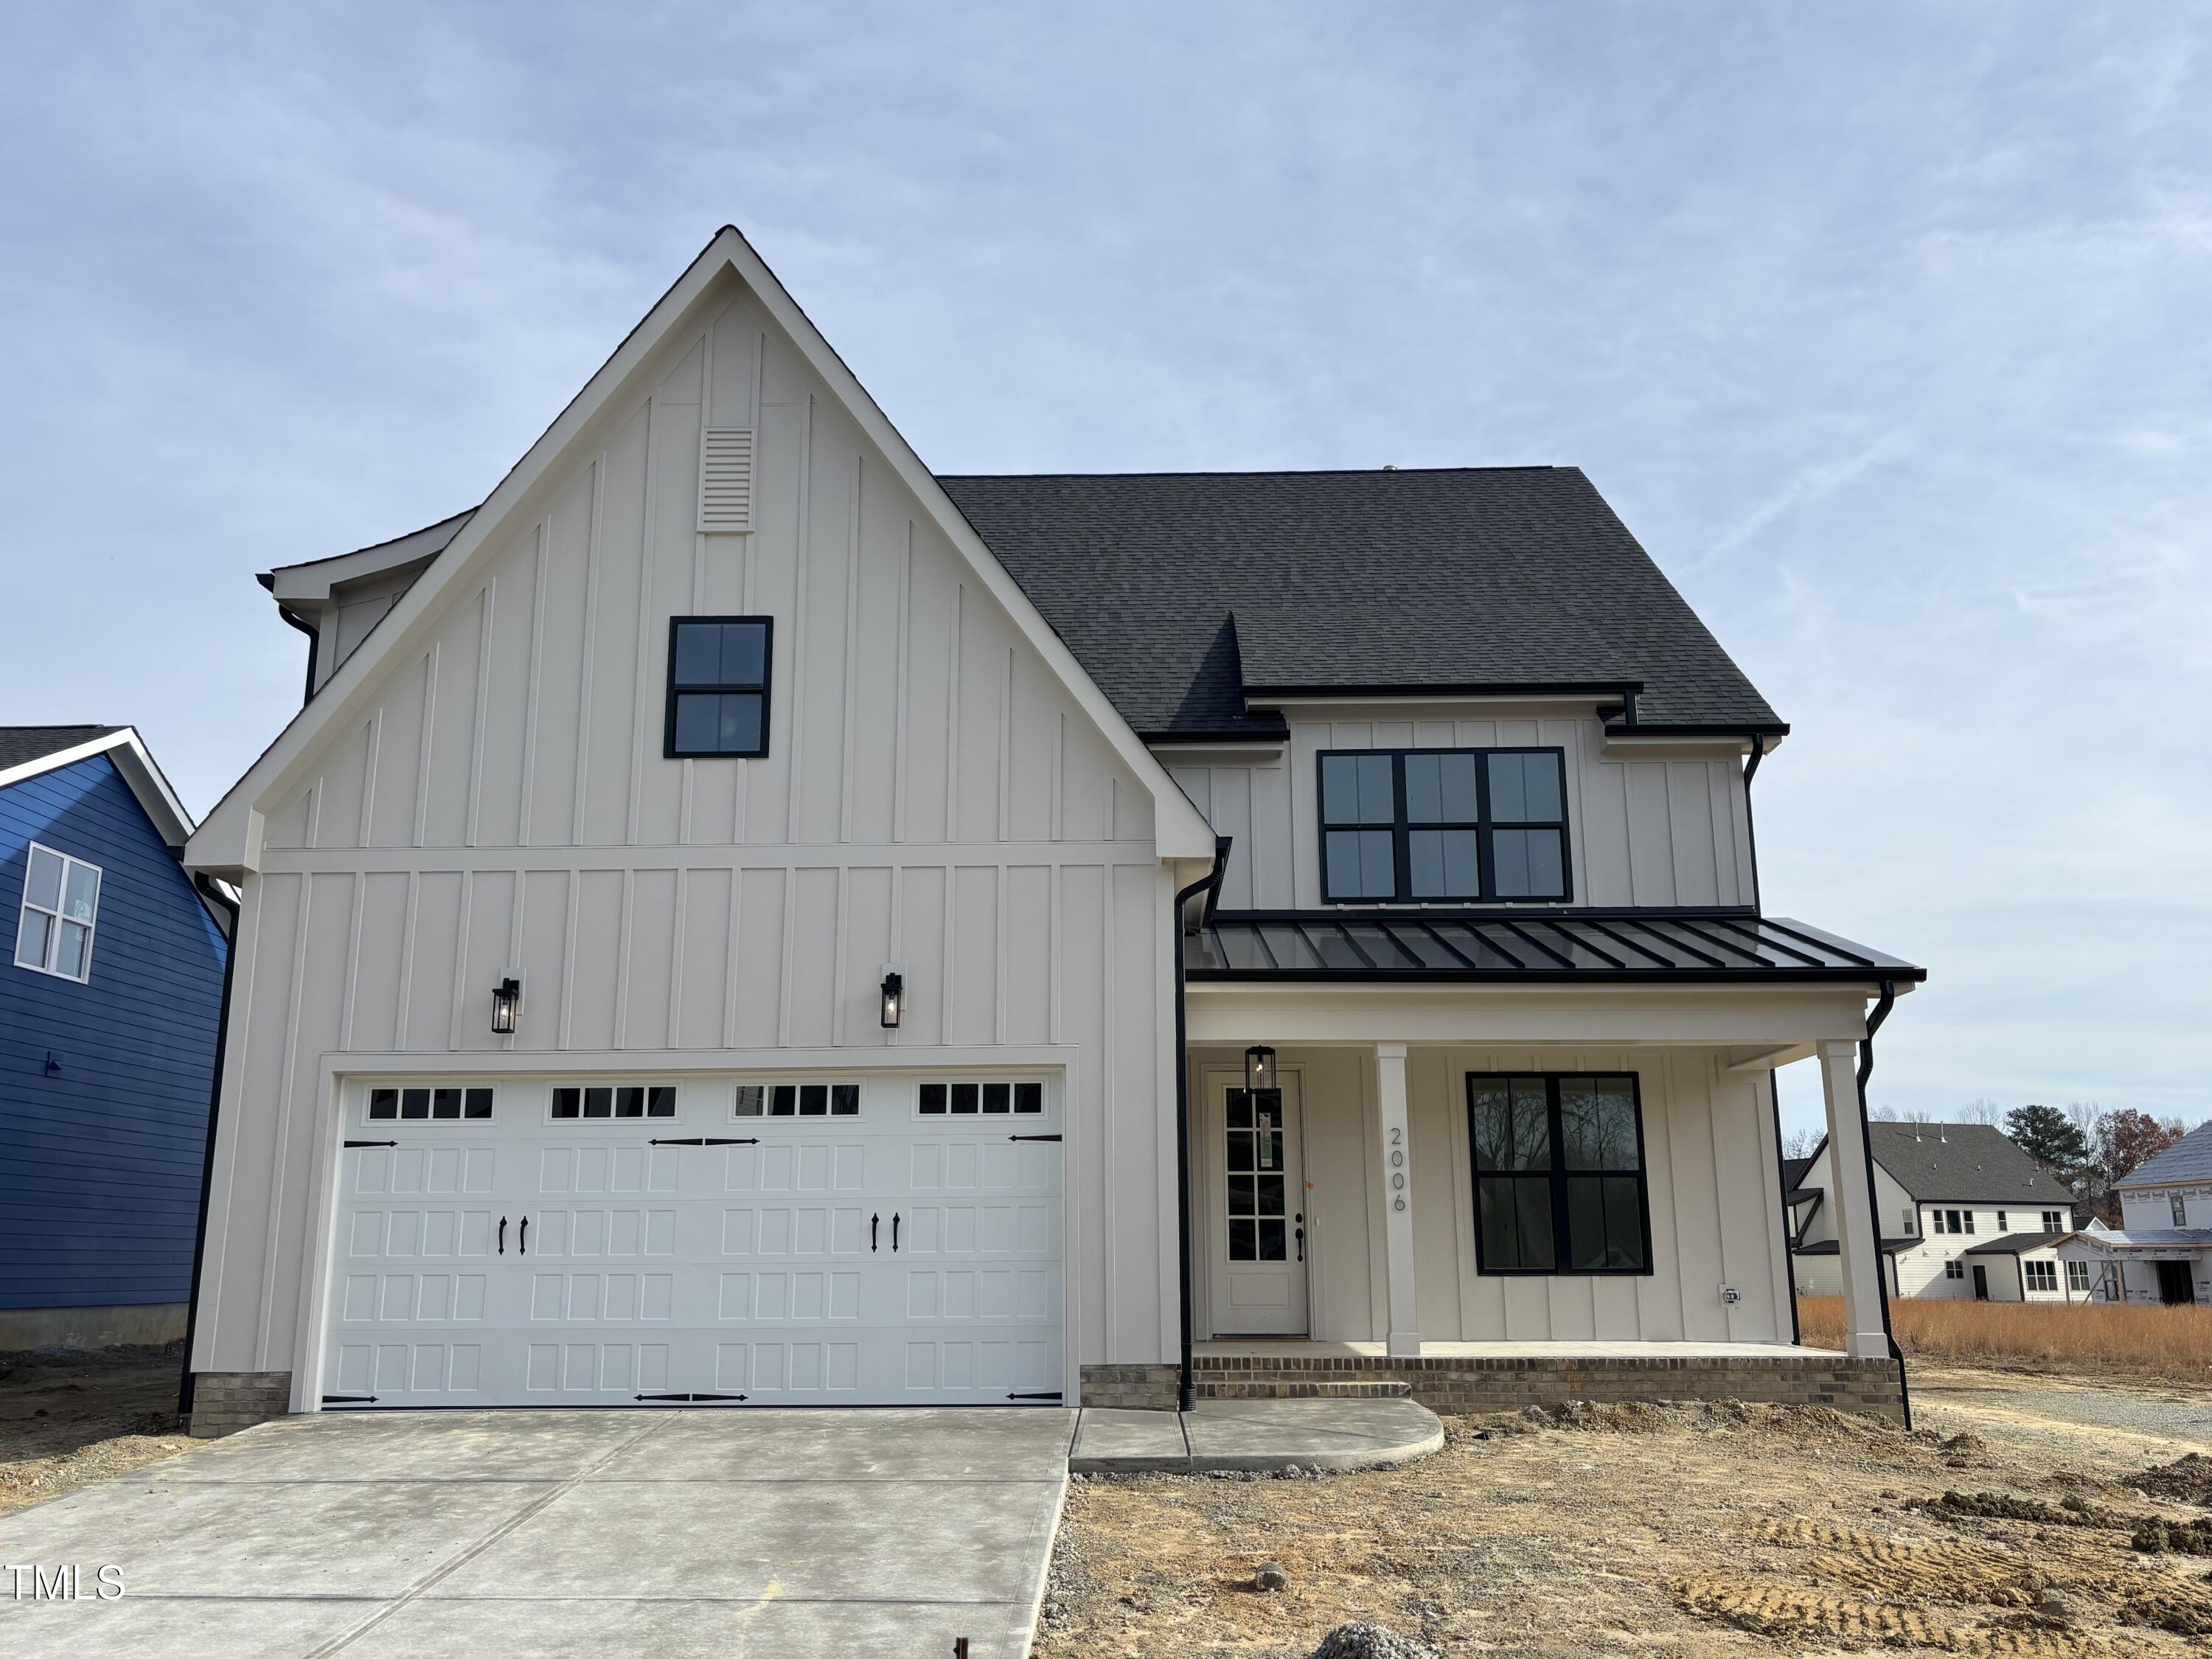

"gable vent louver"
[698, 426, 757, 532]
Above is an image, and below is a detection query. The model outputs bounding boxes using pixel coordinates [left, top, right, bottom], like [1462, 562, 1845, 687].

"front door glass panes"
[1225, 1087, 1288, 1261]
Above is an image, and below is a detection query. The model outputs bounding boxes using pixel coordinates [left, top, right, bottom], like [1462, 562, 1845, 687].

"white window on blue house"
[14, 844, 101, 983]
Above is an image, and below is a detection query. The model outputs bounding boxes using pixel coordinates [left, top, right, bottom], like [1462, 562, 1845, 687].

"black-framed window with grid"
[1318, 748, 1570, 903]
[665, 616, 772, 758]
[1466, 1072, 1650, 1275]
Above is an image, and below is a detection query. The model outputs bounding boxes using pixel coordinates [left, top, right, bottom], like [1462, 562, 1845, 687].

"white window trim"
[14, 842, 102, 984]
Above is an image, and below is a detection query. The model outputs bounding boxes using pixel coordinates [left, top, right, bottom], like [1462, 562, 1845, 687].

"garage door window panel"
[371, 1085, 494, 1121]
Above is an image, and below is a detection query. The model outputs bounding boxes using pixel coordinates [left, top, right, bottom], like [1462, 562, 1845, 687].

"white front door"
[1206, 1073, 1309, 1335]
[321, 1074, 1063, 1408]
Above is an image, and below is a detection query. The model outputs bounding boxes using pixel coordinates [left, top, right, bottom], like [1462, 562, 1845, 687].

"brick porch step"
[1194, 1377, 1414, 1400]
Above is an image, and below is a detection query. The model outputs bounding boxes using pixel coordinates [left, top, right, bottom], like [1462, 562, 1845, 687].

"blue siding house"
[1, 726, 227, 1349]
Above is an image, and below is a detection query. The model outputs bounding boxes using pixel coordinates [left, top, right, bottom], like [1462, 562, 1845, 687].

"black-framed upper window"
[1318, 748, 1569, 903]
[665, 617, 772, 758]
[1467, 1073, 1649, 1275]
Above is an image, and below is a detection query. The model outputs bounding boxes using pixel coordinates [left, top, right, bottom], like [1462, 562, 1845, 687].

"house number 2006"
[1389, 1126, 1407, 1210]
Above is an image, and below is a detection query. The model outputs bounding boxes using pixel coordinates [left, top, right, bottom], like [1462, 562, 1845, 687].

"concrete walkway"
[1070, 1397, 1444, 1473]
[0, 1408, 1072, 1658]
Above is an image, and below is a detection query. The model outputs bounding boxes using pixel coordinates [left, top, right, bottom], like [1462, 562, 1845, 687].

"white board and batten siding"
[1167, 712, 1754, 911]
[1190, 1046, 1792, 1346]
[195, 265, 1182, 1408]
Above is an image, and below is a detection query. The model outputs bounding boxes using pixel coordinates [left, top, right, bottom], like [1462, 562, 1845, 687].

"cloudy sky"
[4, 3, 2205, 1141]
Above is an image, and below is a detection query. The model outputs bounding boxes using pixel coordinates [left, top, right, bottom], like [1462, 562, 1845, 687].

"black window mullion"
[1474, 749, 1497, 902]
[1390, 754, 1411, 902]
[1545, 1079, 1571, 1269]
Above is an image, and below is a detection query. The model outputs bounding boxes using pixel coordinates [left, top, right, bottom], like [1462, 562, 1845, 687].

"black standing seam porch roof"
[1185, 911, 1924, 984]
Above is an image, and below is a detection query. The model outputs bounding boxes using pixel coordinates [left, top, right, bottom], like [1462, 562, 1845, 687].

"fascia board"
[713, 229, 1216, 860]
[194, 226, 1214, 871]
[0, 728, 194, 847]
[266, 544, 445, 606]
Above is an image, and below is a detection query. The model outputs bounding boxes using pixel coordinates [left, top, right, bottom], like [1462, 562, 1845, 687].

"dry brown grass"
[1799, 1293, 2212, 1377]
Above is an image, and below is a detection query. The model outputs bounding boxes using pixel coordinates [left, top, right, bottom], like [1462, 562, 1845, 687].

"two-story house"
[1789, 1122, 2080, 1303]
[176, 225, 1923, 1436]
[2059, 1123, 2212, 1305]
[2, 725, 229, 1349]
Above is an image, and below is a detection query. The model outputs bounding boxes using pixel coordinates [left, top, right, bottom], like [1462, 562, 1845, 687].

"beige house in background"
[176, 225, 1924, 1436]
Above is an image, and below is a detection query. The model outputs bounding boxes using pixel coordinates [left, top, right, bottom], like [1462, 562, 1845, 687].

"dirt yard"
[0, 1343, 192, 1517]
[1039, 1367, 2212, 1658]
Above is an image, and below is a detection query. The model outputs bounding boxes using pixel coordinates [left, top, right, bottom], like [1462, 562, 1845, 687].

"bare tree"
[1781, 1127, 1821, 1161]
[1955, 1097, 2000, 1126]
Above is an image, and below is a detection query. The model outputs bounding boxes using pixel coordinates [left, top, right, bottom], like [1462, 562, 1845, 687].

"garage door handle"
[892, 1212, 900, 1252]
[871, 1213, 879, 1252]
[648, 1137, 761, 1146]
[518, 1216, 529, 1256]
[498, 1216, 507, 1255]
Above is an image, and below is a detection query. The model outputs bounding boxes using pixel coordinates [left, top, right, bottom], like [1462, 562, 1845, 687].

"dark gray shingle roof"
[0, 725, 121, 771]
[1964, 1231, 2073, 1255]
[2117, 1121, 2212, 1191]
[1869, 1122, 2069, 1206]
[1782, 1155, 1817, 1192]
[937, 467, 1784, 740]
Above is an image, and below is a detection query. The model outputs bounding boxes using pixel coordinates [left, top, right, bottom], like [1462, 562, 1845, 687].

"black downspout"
[276, 605, 320, 704]
[1172, 839, 1231, 1413]
[1770, 1071, 1801, 1346]
[1742, 734, 1765, 915]
[1852, 979, 1910, 1428]
[1747, 736, 1796, 1341]
[178, 874, 243, 1420]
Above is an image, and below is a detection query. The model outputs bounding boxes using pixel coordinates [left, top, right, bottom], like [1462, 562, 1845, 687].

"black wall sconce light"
[879, 967, 904, 1029]
[1244, 1044, 1277, 1094]
[491, 977, 521, 1036]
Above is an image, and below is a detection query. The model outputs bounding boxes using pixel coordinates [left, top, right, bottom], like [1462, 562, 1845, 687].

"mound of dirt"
[2134, 1451, 2212, 1506]
[1909, 1489, 2133, 1528]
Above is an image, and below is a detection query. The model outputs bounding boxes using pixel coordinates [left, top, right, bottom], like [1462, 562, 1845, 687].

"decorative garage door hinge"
[648, 1137, 761, 1147]
[1006, 1391, 1064, 1402]
[1008, 1133, 1062, 1142]
[321, 1394, 378, 1405]
[343, 1140, 399, 1149]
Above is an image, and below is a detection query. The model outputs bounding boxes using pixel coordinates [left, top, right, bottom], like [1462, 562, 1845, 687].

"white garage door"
[320, 1074, 1063, 1408]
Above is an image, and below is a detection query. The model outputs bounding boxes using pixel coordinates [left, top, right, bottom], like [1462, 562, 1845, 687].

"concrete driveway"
[0, 1407, 1073, 1657]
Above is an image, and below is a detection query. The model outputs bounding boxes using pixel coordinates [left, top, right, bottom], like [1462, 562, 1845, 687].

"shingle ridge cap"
[935, 465, 1566, 481]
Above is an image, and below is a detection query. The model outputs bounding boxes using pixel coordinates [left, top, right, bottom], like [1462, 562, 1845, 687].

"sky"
[2, 2, 2206, 1144]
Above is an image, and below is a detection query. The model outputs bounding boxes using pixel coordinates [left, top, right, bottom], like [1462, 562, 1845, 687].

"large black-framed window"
[664, 616, 772, 759]
[1318, 748, 1569, 903]
[1467, 1072, 1650, 1275]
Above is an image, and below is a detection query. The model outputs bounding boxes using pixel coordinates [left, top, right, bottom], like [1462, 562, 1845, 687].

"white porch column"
[1375, 1043, 1420, 1357]
[1818, 1039, 1891, 1360]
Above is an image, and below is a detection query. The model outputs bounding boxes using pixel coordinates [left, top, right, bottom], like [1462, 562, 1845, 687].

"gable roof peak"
[189, 222, 1217, 872]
